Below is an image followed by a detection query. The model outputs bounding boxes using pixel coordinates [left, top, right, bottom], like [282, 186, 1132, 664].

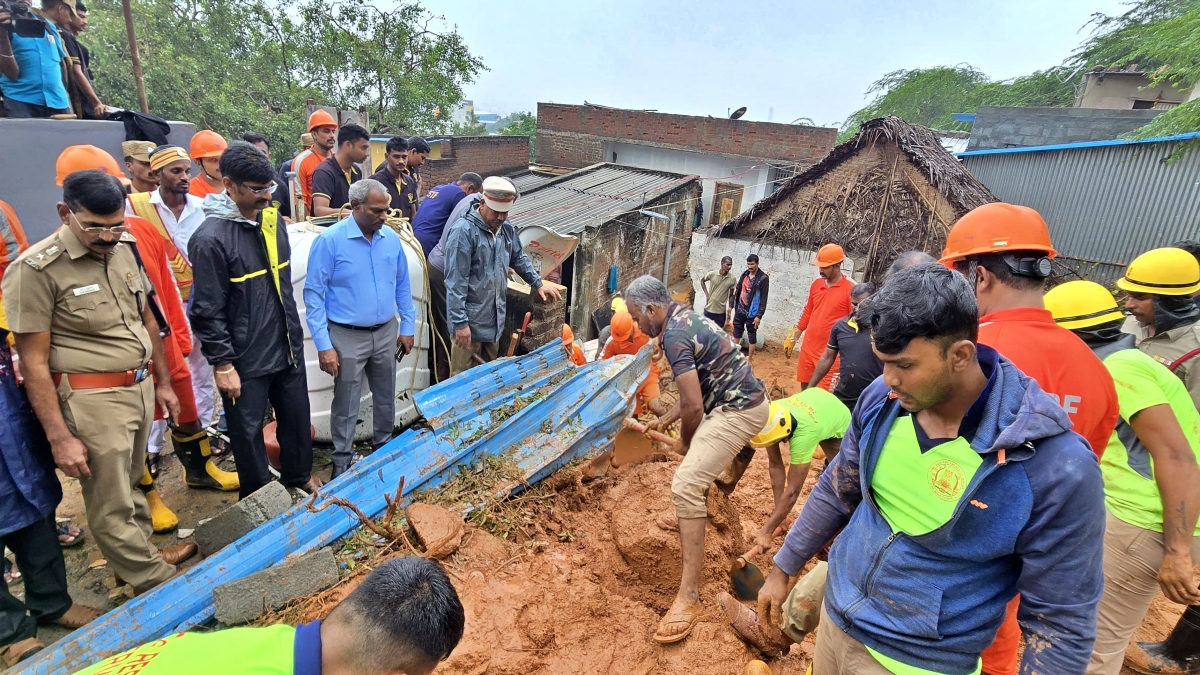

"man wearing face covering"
[1120, 247, 1200, 409]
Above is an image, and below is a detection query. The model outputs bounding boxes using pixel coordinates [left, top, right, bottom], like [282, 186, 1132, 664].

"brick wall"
[536, 103, 836, 168]
[421, 136, 530, 188]
[966, 106, 1164, 150]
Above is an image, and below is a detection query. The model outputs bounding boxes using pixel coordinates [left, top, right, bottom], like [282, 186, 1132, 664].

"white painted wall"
[602, 141, 771, 225]
[689, 233, 856, 345]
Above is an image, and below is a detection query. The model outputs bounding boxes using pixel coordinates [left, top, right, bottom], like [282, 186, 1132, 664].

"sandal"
[147, 453, 160, 479]
[653, 601, 704, 644]
[53, 603, 102, 629]
[57, 521, 85, 547]
[1, 637, 44, 667]
[716, 592, 792, 657]
[3, 558, 19, 584]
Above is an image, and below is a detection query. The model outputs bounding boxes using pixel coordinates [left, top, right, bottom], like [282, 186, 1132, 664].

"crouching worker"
[625, 275, 769, 645]
[72, 556, 465, 675]
[728, 263, 1106, 673]
[715, 388, 850, 552]
[1044, 281, 1200, 675]
[602, 310, 666, 416]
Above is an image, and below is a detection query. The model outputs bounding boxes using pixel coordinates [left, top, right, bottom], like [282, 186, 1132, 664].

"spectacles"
[69, 210, 128, 234]
[239, 182, 276, 197]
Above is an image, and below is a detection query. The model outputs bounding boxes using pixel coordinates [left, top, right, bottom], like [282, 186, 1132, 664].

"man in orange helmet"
[295, 109, 339, 219]
[188, 130, 227, 199]
[941, 202, 1119, 675]
[796, 243, 853, 389]
[602, 310, 665, 415]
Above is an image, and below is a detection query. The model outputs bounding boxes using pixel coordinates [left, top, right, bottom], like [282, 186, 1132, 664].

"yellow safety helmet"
[1116, 247, 1200, 296]
[1045, 280, 1124, 330]
[749, 401, 794, 447]
[611, 297, 627, 314]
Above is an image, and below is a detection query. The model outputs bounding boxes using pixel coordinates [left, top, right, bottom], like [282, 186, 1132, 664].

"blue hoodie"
[774, 345, 1104, 675]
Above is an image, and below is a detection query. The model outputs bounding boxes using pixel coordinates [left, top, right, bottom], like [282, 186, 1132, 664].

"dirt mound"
[608, 462, 746, 612]
[407, 502, 465, 559]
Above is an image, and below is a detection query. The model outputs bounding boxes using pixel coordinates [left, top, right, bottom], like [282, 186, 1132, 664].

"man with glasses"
[3, 170, 197, 595]
[1120, 247, 1200, 409]
[189, 142, 320, 499]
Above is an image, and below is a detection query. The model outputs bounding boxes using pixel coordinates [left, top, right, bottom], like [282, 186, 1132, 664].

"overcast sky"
[421, 0, 1127, 128]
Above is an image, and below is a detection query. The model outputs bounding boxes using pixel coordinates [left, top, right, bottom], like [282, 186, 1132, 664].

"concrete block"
[213, 548, 339, 625]
[196, 481, 293, 556]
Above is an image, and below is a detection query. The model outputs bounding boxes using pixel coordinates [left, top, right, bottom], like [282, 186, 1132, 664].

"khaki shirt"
[1125, 315, 1200, 408]
[2, 227, 153, 374]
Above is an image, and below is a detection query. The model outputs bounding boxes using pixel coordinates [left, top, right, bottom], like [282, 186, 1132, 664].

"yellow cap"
[1116, 247, 1200, 296]
[611, 297, 627, 314]
[749, 401, 793, 447]
[1045, 280, 1124, 330]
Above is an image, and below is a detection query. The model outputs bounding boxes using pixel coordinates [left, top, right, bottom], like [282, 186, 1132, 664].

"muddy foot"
[653, 597, 704, 644]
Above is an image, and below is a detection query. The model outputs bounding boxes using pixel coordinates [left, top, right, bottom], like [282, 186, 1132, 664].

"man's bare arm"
[676, 370, 704, 449]
[807, 346, 839, 389]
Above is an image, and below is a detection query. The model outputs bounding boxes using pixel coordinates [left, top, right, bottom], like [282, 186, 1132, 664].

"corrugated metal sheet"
[510, 170, 558, 194]
[509, 164, 693, 235]
[960, 136, 1200, 283]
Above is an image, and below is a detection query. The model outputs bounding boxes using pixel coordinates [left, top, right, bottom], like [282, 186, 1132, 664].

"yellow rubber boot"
[138, 465, 178, 533]
[174, 429, 240, 492]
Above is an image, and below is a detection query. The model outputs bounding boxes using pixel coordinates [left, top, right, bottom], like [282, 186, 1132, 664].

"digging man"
[625, 275, 769, 644]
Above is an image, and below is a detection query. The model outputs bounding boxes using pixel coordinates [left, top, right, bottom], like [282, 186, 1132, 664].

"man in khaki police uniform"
[2, 170, 197, 593]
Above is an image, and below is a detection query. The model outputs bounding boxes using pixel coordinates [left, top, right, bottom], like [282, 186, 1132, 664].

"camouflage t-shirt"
[661, 302, 765, 412]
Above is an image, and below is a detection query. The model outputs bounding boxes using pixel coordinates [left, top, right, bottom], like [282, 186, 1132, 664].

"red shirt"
[187, 173, 222, 200]
[978, 307, 1118, 457]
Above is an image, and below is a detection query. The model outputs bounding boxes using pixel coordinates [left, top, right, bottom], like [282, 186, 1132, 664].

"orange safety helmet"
[561, 324, 575, 346]
[189, 130, 228, 160]
[940, 203, 1057, 265]
[610, 310, 634, 342]
[814, 243, 845, 267]
[55, 145, 129, 186]
[307, 109, 339, 131]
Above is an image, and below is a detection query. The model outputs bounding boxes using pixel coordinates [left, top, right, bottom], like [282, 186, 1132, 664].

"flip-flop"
[57, 522, 85, 548]
[3, 558, 19, 584]
[53, 603, 102, 629]
[653, 604, 704, 644]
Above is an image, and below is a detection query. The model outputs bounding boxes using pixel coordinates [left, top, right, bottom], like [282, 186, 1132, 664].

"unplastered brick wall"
[536, 103, 836, 168]
[421, 136, 530, 188]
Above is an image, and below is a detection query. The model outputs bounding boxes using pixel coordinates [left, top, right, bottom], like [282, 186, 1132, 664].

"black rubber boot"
[1128, 605, 1200, 674]
[173, 429, 240, 491]
[715, 445, 756, 495]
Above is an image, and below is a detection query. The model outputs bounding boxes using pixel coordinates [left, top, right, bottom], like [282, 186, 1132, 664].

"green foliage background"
[84, 0, 484, 155]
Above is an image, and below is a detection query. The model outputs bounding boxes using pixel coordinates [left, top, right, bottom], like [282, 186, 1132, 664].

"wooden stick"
[120, 0, 148, 113]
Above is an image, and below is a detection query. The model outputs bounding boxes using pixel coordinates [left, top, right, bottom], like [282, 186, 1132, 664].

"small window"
[1131, 99, 1155, 109]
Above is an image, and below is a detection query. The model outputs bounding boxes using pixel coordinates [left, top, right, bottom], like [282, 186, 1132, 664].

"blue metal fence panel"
[17, 342, 644, 675]
[960, 137, 1200, 283]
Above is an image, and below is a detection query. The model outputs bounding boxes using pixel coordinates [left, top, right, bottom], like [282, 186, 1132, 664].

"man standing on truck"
[310, 124, 369, 217]
[296, 110, 339, 219]
[756, 263, 1105, 674]
[304, 179, 416, 480]
[188, 142, 319, 498]
[444, 177, 560, 375]
[624, 274, 770, 646]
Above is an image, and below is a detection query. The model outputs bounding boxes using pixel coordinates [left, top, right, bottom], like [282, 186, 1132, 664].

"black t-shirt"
[827, 316, 884, 408]
[310, 156, 362, 213]
[399, 166, 420, 220]
[60, 30, 97, 118]
[370, 166, 406, 213]
[269, 175, 292, 221]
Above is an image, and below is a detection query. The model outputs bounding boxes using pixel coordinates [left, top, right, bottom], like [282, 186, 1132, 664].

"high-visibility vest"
[128, 192, 193, 301]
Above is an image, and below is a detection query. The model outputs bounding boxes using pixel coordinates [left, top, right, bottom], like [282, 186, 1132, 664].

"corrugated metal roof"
[957, 131, 1200, 157]
[508, 164, 694, 235]
[509, 170, 558, 194]
[961, 134, 1200, 283]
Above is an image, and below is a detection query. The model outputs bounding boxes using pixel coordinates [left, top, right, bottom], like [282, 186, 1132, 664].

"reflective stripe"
[229, 269, 267, 283]
[259, 208, 295, 362]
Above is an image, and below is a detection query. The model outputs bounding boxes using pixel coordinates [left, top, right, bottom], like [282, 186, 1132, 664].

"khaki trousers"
[671, 399, 770, 519]
[450, 340, 500, 377]
[781, 561, 828, 643]
[813, 602, 895, 675]
[1087, 511, 1200, 675]
[60, 377, 174, 591]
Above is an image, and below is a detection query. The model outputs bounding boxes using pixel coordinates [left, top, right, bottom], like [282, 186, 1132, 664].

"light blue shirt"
[0, 19, 69, 109]
[303, 216, 416, 352]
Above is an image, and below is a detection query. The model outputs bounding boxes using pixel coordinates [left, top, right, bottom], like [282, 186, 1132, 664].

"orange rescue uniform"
[796, 275, 853, 389]
[0, 199, 30, 282]
[977, 305, 1119, 675]
[187, 173, 222, 200]
[126, 215, 198, 425]
[603, 328, 661, 415]
[296, 147, 330, 216]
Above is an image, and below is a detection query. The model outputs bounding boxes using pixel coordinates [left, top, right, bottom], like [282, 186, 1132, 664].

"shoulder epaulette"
[120, 231, 138, 244]
[21, 240, 66, 271]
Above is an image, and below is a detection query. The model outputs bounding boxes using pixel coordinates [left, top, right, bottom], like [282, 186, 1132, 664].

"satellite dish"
[730, 107, 747, 120]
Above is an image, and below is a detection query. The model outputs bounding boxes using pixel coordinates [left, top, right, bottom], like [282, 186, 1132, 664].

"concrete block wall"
[966, 106, 1164, 150]
[421, 136, 530, 189]
[689, 232, 857, 345]
[536, 103, 836, 169]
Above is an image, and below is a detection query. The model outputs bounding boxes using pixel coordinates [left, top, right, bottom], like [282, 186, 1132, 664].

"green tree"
[499, 111, 536, 162]
[83, 0, 483, 155]
[451, 111, 488, 135]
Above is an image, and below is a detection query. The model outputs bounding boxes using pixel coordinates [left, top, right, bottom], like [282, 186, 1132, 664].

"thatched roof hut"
[716, 116, 996, 281]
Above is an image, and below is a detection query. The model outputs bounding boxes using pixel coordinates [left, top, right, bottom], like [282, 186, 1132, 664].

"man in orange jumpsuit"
[187, 130, 227, 199]
[796, 243, 853, 390]
[942, 202, 1120, 675]
[295, 109, 339, 219]
[602, 311, 663, 415]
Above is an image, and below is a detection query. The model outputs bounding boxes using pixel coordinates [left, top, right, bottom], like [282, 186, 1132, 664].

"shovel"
[614, 418, 680, 467]
[730, 522, 789, 602]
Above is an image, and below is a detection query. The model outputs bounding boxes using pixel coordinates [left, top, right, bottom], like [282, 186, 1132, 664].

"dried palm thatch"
[718, 116, 996, 281]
